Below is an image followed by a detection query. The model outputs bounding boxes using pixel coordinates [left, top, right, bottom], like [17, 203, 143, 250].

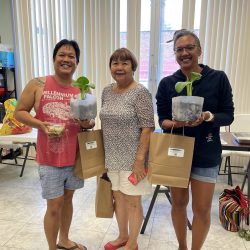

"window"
[158, 0, 183, 81]
[119, 0, 201, 95]
[120, 0, 127, 48]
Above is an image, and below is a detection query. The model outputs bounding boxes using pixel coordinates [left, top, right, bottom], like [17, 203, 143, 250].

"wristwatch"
[204, 111, 214, 122]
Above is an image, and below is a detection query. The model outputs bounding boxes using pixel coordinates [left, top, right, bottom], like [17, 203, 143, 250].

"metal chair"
[218, 150, 233, 185]
[140, 185, 192, 234]
[219, 114, 250, 186]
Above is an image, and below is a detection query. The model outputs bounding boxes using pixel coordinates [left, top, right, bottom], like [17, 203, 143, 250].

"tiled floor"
[1, 160, 250, 250]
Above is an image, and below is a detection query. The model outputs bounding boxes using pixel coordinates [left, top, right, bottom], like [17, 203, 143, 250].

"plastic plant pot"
[172, 96, 204, 122]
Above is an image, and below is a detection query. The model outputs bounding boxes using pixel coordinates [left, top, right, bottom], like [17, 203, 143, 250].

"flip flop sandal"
[57, 242, 87, 250]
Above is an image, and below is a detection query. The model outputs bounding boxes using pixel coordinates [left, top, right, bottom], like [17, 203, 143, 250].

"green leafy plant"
[175, 72, 202, 96]
[73, 76, 95, 99]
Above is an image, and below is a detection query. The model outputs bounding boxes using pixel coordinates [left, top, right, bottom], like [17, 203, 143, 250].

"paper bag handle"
[168, 125, 185, 147]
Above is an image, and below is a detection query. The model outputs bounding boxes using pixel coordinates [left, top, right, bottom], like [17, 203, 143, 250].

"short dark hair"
[53, 39, 80, 64]
[170, 29, 201, 51]
[109, 48, 138, 72]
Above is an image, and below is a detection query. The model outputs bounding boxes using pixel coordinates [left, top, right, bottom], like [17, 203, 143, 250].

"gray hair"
[168, 29, 201, 51]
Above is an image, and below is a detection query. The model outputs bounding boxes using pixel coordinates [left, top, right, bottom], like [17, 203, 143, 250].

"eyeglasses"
[174, 44, 197, 54]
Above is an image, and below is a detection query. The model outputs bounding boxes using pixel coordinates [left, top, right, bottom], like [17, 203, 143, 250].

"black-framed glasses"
[174, 44, 197, 54]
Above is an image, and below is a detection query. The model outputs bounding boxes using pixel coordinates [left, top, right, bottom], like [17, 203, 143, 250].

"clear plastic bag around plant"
[70, 93, 97, 120]
[172, 96, 204, 122]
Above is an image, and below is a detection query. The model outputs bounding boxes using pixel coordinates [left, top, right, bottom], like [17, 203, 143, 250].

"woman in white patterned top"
[100, 48, 155, 250]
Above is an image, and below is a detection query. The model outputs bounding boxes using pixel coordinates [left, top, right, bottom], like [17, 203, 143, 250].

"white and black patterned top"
[100, 83, 155, 171]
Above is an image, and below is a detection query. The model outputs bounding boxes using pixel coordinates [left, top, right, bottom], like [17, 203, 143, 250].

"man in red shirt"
[14, 39, 93, 250]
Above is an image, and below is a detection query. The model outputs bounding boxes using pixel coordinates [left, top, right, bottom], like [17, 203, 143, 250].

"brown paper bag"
[148, 132, 195, 188]
[74, 129, 106, 179]
[95, 173, 114, 218]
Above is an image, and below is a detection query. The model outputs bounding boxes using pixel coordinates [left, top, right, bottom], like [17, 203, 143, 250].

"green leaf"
[73, 76, 95, 99]
[77, 76, 89, 85]
[175, 72, 202, 96]
[175, 81, 190, 93]
[190, 72, 202, 82]
[88, 83, 95, 89]
[72, 82, 82, 87]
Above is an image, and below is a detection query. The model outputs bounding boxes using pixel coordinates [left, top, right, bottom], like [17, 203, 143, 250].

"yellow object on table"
[0, 98, 32, 135]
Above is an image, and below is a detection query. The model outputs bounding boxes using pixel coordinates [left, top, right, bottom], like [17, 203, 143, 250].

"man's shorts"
[107, 170, 152, 196]
[191, 165, 219, 184]
[38, 165, 84, 199]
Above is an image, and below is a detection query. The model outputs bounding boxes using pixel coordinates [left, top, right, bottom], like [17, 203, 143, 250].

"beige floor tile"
[0, 162, 249, 250]
[0, 220, 26, 246]
[4, 223, 47, 250]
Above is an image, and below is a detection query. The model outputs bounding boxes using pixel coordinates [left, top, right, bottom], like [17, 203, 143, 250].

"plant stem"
[187, 83, 192, 96]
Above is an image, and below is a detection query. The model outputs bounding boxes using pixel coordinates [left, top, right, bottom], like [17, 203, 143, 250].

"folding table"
[0, 127, 37, 176]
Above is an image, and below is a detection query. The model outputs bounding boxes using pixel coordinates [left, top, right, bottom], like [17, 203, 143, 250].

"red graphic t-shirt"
[36, 75, 81, 167]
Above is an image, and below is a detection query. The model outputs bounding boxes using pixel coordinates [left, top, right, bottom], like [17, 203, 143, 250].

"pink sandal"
[104, 241, 127, 250]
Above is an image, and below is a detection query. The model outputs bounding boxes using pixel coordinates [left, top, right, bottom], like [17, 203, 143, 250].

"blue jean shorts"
[38, 165, 84, 199]
[190, 165, 219, 184]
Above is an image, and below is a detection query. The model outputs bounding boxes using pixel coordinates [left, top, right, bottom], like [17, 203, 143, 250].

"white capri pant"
[107, 170, 152, 196]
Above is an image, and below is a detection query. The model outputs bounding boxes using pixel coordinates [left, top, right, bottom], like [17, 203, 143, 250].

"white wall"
[0, 0, 13, 45]
[0, 0, 15, 98]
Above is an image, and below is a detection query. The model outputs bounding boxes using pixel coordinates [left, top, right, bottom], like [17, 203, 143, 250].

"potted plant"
[70, 76, 97, 120]
[172, 72, 204, 121]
